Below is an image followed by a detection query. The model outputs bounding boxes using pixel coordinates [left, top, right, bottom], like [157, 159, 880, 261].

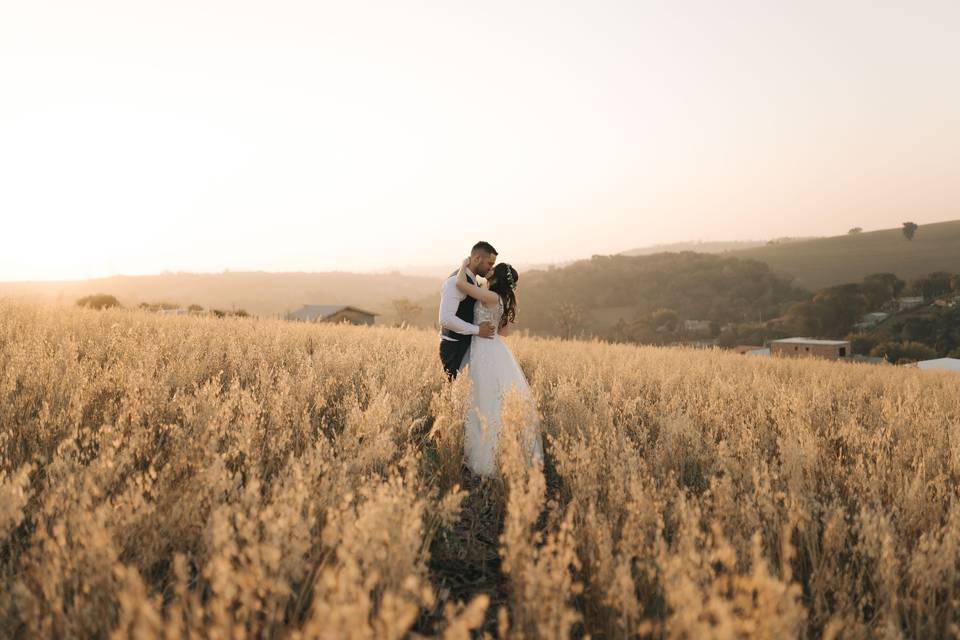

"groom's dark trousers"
[440, 338, 470, 380]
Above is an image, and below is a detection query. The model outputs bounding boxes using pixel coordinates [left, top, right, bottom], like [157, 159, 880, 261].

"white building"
[897, 296, 925, 311]
[770, 337, 851, 359]
[908, 358, 960, 373]
[683, 319, 712, 334]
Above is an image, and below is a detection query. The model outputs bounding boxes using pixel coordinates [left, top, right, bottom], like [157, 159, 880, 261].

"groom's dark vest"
[442, 271, 476, 343]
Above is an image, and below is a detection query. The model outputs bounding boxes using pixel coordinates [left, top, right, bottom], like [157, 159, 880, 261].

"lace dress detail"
[474, 298, 504, 333]
[462, 297, 543, 478]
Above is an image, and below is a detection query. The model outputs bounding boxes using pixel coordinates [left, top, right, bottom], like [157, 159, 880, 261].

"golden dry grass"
[1, 300, 959, 638]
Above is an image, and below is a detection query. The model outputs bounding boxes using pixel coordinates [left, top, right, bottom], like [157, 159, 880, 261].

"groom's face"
[474, 252, 497, 277]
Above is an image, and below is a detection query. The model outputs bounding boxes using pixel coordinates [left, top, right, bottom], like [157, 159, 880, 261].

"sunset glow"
[2, 1, 959, 281]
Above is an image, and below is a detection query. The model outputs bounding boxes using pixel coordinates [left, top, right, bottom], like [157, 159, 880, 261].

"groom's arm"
[439, 277, 480, 336]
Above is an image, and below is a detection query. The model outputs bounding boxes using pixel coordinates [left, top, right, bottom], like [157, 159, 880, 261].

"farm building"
[286, 305, 378, 326]
[932, 294, 960, 308]
[732, 344, 764, 355]
[770, 337, 850, 360]
[158, 308, 190, 316]
[683, 319, 712, 334]
[896, 296, 925, 311]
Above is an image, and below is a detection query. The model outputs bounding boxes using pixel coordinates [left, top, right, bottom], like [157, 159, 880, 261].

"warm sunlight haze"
[2, 1, 959, 280]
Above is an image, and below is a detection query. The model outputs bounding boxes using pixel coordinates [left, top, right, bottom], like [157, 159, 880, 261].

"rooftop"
[771, 337, 850, 346]
[914, 358, 960, 372]
[286, 304, 379, 321]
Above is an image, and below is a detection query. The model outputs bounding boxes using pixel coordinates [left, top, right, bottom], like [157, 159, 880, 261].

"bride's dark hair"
[489, 263, 519, 328]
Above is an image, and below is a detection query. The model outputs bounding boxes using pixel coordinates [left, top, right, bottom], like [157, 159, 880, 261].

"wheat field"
[1, 301, 959, 639]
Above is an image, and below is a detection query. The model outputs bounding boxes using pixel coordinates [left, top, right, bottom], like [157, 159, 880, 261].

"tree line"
[76, 294, 249, 318]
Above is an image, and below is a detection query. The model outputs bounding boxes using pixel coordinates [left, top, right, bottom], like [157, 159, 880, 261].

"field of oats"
[1, 301, 959, 639]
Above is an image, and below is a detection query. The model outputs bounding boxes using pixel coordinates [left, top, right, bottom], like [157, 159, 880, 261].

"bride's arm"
[456, 259, 500, 305]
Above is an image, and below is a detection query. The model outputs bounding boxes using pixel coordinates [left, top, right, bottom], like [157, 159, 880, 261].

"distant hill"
[0, 271, 439, 319]
[725, 220, 960, 290]
[515, 252, 809, 337]
[622, 240, 770, 256]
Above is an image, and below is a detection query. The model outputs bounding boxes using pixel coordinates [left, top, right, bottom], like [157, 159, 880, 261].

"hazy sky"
[2, 1, 959, 281]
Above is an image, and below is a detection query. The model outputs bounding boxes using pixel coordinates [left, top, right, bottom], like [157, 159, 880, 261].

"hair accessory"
[504, 266, 516, 290]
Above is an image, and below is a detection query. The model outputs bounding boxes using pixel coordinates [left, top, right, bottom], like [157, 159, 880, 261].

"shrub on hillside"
[847, 333, 879, 356]
[869, 340, 937, 364]
[76, 294, 121, 310]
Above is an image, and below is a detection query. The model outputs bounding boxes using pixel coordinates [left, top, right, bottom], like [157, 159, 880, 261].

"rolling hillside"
[726, 219, 960, 290]
[622, 239, 770, 255]
[515, 252, 808, 336]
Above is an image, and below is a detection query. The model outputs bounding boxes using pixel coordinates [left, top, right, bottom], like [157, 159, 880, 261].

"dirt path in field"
[417, 471, 508, 636]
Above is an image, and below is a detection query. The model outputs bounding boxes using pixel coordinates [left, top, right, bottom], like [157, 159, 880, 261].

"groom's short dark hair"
[472, 241, 498, 256]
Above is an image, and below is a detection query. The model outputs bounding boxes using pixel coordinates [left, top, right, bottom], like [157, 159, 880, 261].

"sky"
[2, 0, 959, 281]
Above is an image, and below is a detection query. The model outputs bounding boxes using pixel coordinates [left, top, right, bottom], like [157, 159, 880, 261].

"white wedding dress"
[462, 298, 544, 478]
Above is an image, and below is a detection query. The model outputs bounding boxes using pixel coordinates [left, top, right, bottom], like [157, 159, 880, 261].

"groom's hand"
[478, 322, 495, 338]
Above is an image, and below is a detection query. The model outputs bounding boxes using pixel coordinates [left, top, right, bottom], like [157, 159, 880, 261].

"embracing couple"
[438, 241, 544, 478]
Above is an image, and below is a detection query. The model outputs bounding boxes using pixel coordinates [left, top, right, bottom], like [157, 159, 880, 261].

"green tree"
[910, 272, 953, 299]
[650, 308, 680, 333]
[848, 227, 863, 234]
[553, 302, 585, 340]
[861, 273, 905, 308]
[902, 221, 918, 240]
[847, 333, 879, 355]
[785, 283, 867, 337]
[783, 300, 821, 336]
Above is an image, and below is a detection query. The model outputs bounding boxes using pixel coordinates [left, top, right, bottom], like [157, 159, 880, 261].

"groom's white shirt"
[439, 268, 480, 341]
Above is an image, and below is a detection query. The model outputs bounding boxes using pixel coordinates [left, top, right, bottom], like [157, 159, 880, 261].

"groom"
[438, 241, 498, 379]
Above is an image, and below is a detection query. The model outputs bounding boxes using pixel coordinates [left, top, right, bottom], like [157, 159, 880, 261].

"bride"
[455, 258, 544, 478]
